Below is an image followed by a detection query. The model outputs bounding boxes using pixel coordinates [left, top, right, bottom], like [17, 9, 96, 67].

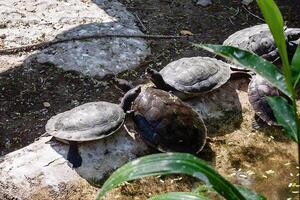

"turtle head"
[111, 76, 134, 93]
[120, 86, 141, 112]
[145, 68, 172, 91]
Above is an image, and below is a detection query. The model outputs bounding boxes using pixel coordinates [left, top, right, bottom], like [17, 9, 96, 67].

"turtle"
[248, 74, 280, 128]
[120, 85, 207, 153]
[146, 56, 251, 100]
[45, 101, 126, 168]
[223, 24, 300, 64]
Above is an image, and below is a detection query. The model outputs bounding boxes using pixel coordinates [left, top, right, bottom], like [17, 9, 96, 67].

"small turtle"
[121, 86, 207, 153]
[46, 101, 126, 168]
[248, 75, 280, 128]
[223, 24, 300, 63]
[146, 57, 250, 99]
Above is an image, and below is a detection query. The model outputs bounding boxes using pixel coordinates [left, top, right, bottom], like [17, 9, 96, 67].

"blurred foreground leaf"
[96, 153, 264, 200]
[267, 96, 298, 142]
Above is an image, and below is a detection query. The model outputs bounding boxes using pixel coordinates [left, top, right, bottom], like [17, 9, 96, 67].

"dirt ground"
[1, 0, 300, 199]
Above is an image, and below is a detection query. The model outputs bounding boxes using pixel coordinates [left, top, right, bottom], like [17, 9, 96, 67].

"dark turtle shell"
[46, 102, 125, 141]
[248, 75, 279, 126]
[131, 86, 207, 153]
[223, 24, 300, 62]
[159, 57, 232, 94]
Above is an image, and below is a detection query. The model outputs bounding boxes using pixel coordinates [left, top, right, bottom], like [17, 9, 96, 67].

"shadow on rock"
[50, 126, 150, 186]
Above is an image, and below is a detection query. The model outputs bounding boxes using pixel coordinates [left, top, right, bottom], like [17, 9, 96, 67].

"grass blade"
[193, 43, 291, 98]
[96, 153, 254, 200]
[267, 96, 298, 142]
[149, 192, 209, 200]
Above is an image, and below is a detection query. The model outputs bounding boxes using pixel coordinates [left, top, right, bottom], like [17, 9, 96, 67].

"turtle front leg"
[252, 114, 268, 130]
[67, 141, 82, 168]
[261, 49, 279, 63]
[133, 113, 160, 146]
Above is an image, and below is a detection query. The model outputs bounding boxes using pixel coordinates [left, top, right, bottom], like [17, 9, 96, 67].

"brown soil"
[1, 0, 300, 199]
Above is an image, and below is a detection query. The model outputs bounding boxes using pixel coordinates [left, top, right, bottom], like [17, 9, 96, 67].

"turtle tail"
[67, 141, 82, 168]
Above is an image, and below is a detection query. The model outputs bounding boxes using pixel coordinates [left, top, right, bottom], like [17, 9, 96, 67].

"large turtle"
[223, 24, 300, 63]
[146, 56, 250, 99]
[46, 101, 127, 168]
[248, 75, 280, 128]
[120, 85, 207, 153]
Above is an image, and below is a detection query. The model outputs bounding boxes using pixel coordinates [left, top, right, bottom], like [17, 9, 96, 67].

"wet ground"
[0, 0, 300, 199]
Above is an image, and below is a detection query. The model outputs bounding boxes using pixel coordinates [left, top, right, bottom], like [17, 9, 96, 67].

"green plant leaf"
[193, 43, 291, 98]
[292, 44, 300, 69]
[292, 44, 300, 87]
[96, 153, 264, 200]
[267, 96, 298, 142]
[235, 185, 266, 200]
[149, 192, 209, 200]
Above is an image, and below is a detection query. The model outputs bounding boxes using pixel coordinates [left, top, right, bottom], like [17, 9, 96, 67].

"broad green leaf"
[149, 192, 209, 200]
[292, 45, 300, 87]
[193, 43, 291, 98]
[236, 185, 266, 200]
[96, 153, 258, 200]
[267, 96, 298, 142]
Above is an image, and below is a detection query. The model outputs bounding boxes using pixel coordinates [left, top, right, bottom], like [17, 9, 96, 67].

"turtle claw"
[252, 115, 267, 130]
[124, 124, 137, 139]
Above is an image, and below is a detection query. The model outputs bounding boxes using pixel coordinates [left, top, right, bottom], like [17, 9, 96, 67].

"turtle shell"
[159, 57, 232, 94]
[132, 87, 207, 153]
[248, 75, 279, 126]
[223, 24, 276, 56]
[46, 102, 125, 141]
[224, 24, 300, 60]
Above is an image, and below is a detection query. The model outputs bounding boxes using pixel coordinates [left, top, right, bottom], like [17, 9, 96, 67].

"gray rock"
[0, 126, 149, 199]
[0, 0, 150, 76]
[196, 0, 212, 7]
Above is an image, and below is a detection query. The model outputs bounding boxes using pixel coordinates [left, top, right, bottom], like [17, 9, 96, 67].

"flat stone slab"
[0, 127, 149, 199]
[0, 0, 150, 76]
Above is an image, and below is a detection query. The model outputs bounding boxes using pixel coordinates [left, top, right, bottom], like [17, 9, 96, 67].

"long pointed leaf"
[194, 43, 291, 98]
[257, 0, 289, 69]
[96, 153, 264, 200]
[149, 192, 209, 200]
[267, 96, 298, 142]
[292, 45, 300, 87]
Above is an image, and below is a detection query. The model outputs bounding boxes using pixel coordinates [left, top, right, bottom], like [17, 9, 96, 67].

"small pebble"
[241, 0, 253, 6]
[196, 0, 212, 7]
[43, 102, 51, 107]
